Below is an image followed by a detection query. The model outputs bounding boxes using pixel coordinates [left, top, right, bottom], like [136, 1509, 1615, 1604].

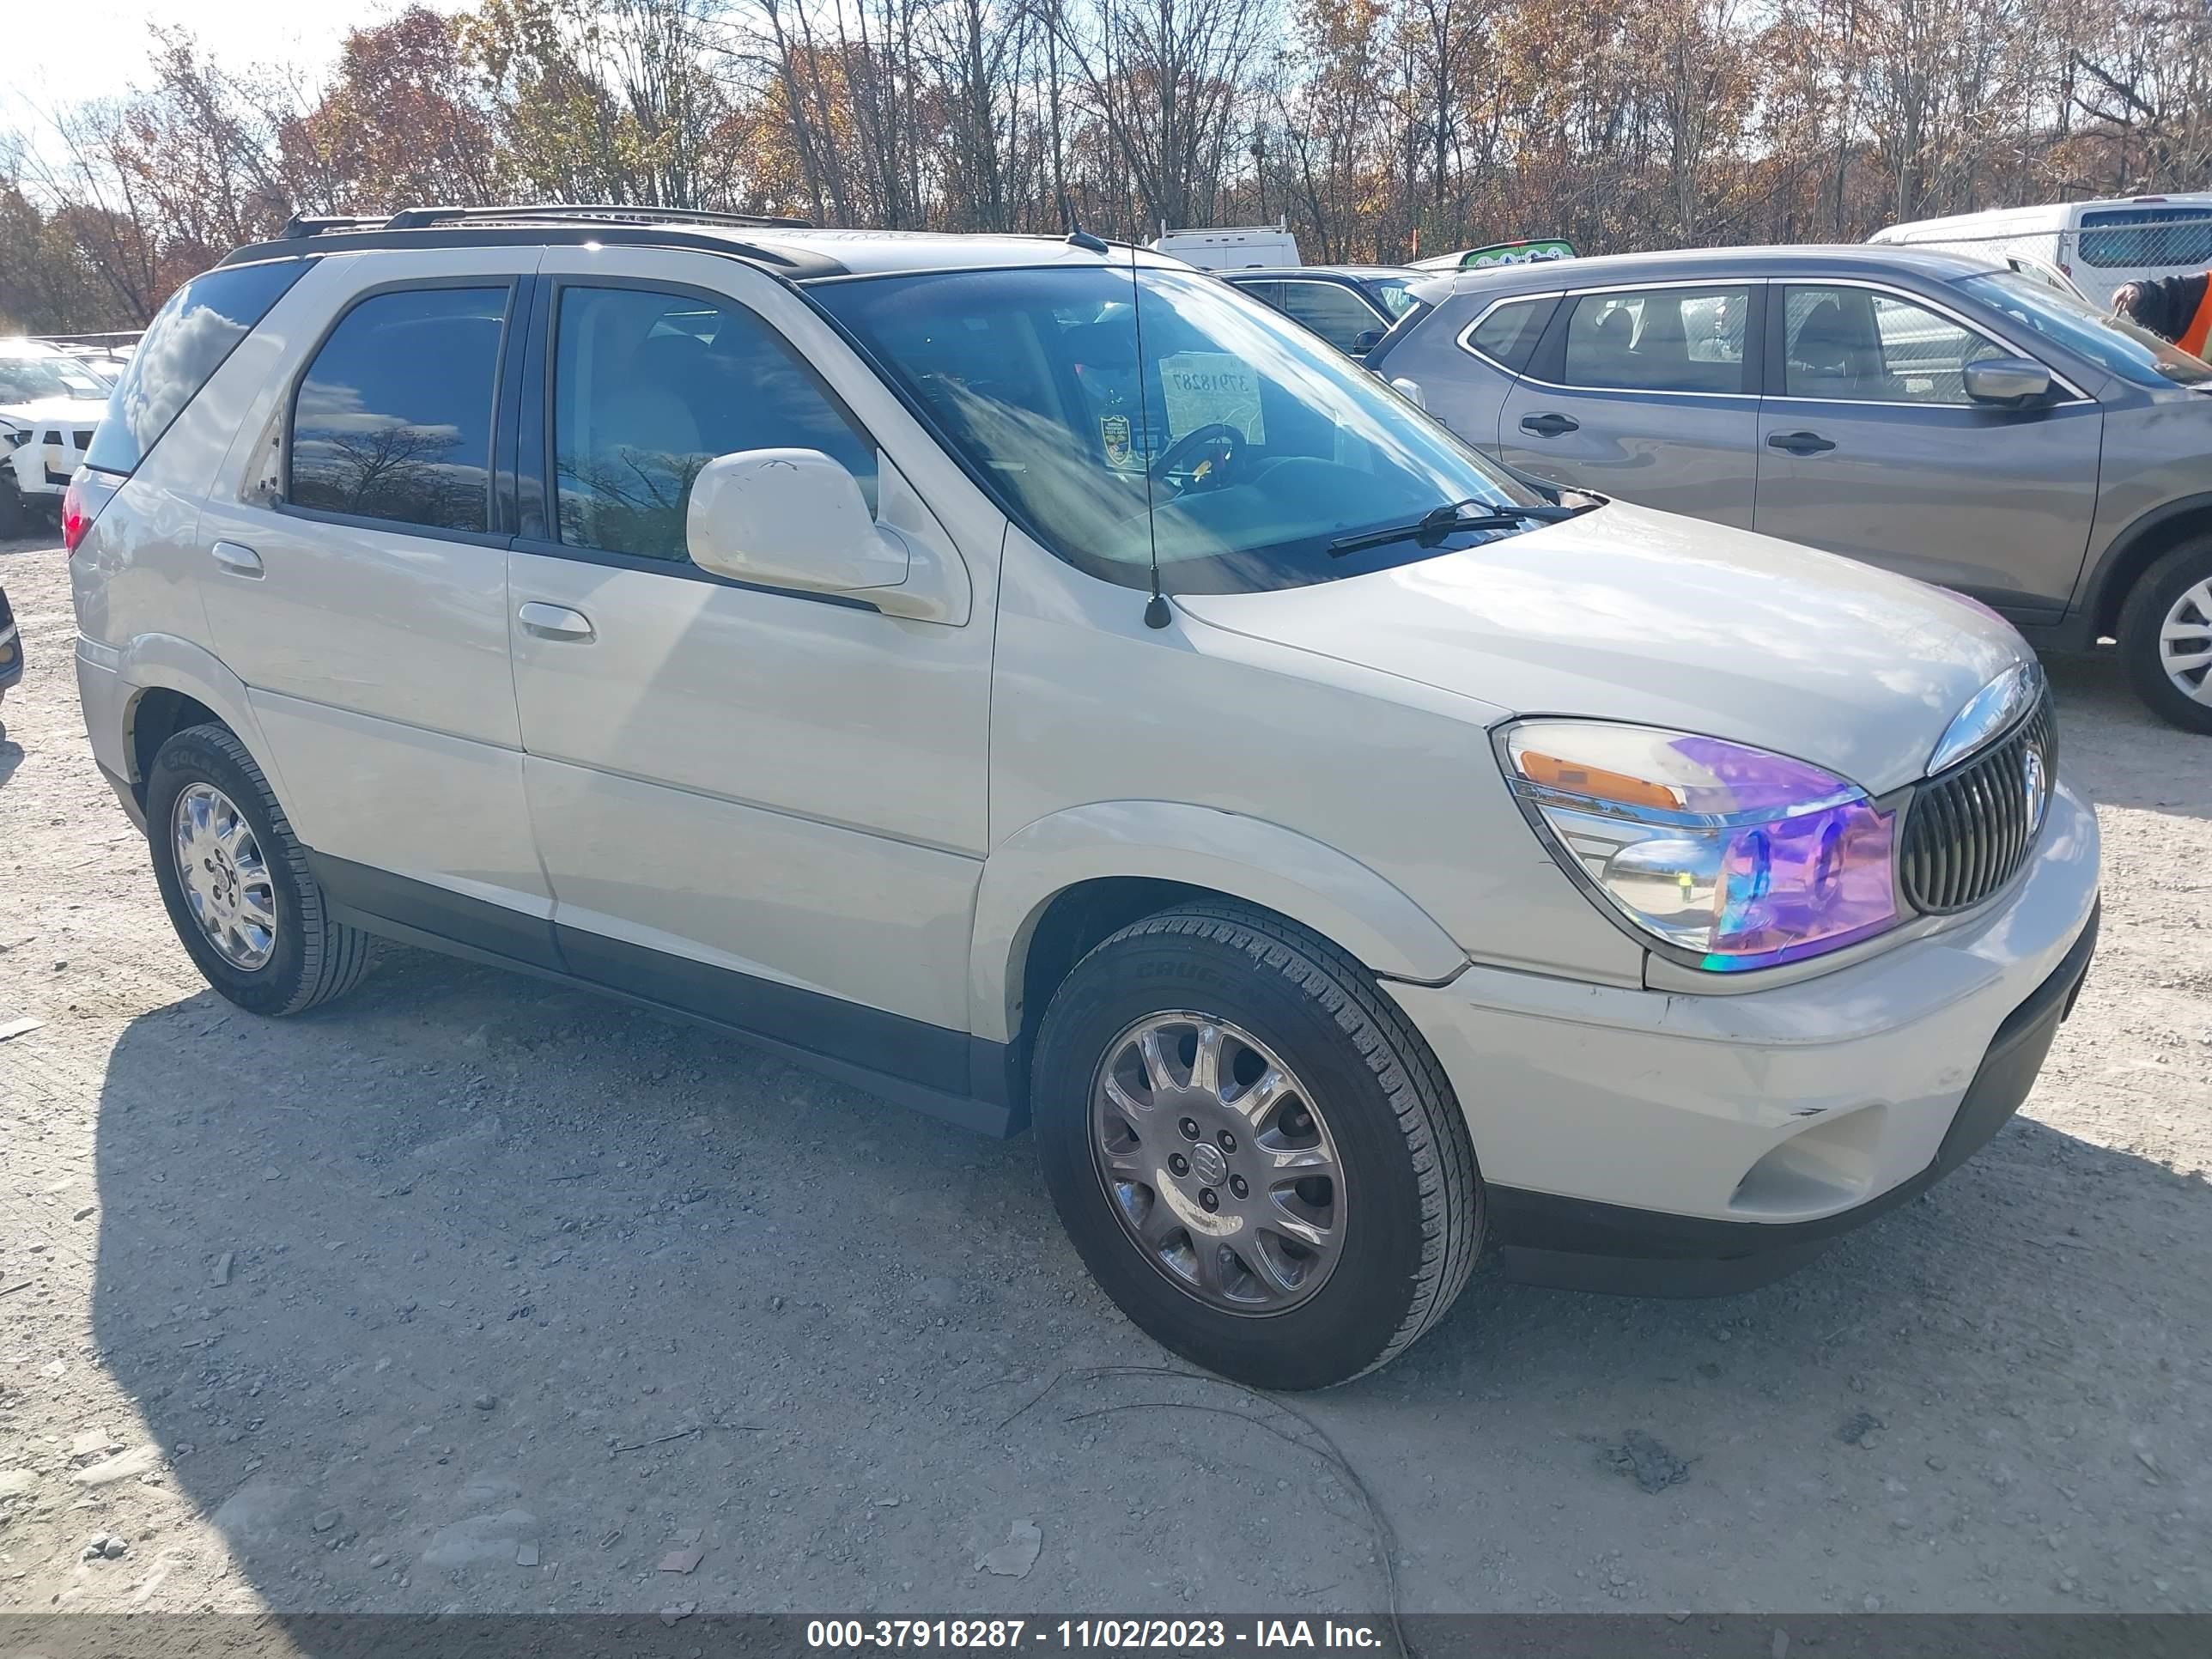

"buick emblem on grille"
[2021, 742, 2049, 833]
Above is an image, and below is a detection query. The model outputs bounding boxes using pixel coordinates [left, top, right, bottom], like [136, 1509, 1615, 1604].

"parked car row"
[1, 337, 117, 537]
[64, 204, 2098, 1389]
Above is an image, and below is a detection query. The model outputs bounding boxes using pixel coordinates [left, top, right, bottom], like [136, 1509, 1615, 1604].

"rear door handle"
[518, 601, 595, 641]
[210, 541, 264, 578]
[1519, 412, 1580, 438]
[1767, 430, 1837, 455]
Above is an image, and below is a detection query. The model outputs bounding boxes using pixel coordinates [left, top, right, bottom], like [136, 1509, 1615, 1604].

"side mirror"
[1962, 356, 2052, 406]
[687, 448, 909, 599]
[1351, 328, 1386, 356]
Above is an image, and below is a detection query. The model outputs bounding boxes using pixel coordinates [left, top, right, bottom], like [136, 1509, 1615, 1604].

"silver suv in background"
[1369, 246, 2212, 732]
[67, 209, 2097, 1388]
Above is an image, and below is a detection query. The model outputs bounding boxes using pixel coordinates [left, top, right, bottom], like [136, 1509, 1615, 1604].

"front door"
[1496, 281, 1761, 526]
[1753, 282, 2101, 614]
[195, 249, 552, 945]
[505, 248, 995, 1102]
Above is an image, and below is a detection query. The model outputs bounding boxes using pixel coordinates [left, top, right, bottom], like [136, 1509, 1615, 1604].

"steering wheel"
[1151, 422, 1247, 489]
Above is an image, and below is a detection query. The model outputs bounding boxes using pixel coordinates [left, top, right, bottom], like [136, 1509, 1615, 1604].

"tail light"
[62, 469, 117, 556]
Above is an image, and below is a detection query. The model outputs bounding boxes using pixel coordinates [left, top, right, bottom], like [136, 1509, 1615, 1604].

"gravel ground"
[1, 527, 2208, 1617]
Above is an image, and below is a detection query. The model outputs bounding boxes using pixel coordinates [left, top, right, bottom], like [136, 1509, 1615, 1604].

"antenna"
[1062, 192, 1108, 255]
[1127, 234, 1170, 629]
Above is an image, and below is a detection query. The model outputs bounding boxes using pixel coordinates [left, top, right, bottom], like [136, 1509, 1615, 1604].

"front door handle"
[210, 541, 264, 578]
[1767, 430, 1837, 456]
[518, 601, 595, 641]
[1520, 412, 1580, 438]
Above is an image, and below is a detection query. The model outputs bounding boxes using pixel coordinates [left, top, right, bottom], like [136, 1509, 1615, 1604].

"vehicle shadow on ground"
[2047, 648, 2212, 824]
[83, 944, 2212, 1614]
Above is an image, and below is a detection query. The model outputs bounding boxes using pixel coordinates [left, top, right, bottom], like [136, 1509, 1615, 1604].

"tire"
[1033, 902, 1480, 1389]
[145, 722, 372, 1015]
[2117, 537, 2212, 735]
[0, 470, 24, 539]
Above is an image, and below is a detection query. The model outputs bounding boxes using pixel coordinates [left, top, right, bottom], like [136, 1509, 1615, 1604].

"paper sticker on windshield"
[1160, 353, 1264, 445]
[1100, 413, 1133, 468]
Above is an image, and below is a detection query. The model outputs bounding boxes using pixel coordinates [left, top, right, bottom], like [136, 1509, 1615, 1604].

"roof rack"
[278, 203, 814, 240]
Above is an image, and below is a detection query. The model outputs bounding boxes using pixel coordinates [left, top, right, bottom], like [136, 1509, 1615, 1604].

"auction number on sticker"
[807, 1620, 1030, 1647]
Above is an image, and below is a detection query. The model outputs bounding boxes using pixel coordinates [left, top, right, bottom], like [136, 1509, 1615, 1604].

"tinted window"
[85, 258, 311, 477]
[554, 286, 878, 564]
[1561, 285, 1748, 392]
[2078, 206, 2212, 270]
[289, 287, 505, 532]
[1272, 281, 1384, 352]
[1783, 286, 2003, 403]
[1465, 295, 1559, 372]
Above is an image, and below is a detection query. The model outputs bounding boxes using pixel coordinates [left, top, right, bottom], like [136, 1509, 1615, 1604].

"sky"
[1, 0, 469, 162]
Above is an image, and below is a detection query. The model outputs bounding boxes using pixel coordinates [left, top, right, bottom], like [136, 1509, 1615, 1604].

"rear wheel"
[2118, 538, 2212, 735]
[0, 469, 25, 538]
[145, 723, 372, 1015]
[1033, 902, 1480, 1389]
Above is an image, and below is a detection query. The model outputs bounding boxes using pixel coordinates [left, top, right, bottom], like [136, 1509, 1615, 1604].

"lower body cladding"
[1387, 780, 2103, 1296]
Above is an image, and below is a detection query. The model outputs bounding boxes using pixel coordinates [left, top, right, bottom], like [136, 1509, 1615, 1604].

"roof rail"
[277, 204, 815, 240]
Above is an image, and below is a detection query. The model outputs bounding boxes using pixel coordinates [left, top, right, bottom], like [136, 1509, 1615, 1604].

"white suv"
[1, 338, 112, 534]
[68, 208, 2100, 1388]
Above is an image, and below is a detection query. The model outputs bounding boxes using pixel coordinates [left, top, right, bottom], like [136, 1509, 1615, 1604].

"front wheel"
[2118, 538, 2212, 734]
[145, 722, 372, 1015]
[1033, 903, 1480, 1389]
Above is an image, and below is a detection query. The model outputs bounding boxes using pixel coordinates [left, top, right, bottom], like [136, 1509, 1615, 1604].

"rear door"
[1753, 280, 2101, 613]
[1496, 280, 1762, 526]
[195, 248, 552, 949]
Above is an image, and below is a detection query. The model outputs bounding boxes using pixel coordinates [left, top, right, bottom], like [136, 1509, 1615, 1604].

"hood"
[0, 395, 107, 427]
[1173, 501, 2032, 794]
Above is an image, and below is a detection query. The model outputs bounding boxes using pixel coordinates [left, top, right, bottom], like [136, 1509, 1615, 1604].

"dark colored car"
[1219, 266, 1424, 356]
[1369, 244, 2212, 732]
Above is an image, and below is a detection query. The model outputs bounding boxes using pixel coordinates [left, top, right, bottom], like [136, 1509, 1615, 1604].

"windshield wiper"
[1328, 496, 1583, 557]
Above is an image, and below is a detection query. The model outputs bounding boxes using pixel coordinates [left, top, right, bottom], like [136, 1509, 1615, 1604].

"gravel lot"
[1, 526, 2208, 1618]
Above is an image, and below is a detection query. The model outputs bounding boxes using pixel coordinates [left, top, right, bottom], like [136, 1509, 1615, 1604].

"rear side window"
[2078, 206, 2212, 270]
[288, 287, 507, 534]
[1463, 295, 1558, 372]
[1561, 285, 1750, 393]
[84, 258, 310, 477]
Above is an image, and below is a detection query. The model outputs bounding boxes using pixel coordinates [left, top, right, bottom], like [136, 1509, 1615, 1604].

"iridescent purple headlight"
[1502, 723, 1900, 972]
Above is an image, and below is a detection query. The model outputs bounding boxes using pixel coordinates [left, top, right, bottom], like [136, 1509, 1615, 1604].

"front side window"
[289, 286, 505, 532]
[86, 257, 311, 477]
[1957, 270, 2212, 389]
[1561, 285, 1749, 392]
[810, 264, 1548, 595]
[1783, 285, 2003, 404]
[1271, 281, 1384, 352]
[1465, 295, 1559, 372]
[552, 285, 878, 565]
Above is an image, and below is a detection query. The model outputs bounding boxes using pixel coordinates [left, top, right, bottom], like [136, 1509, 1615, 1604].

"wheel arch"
[2084, 493, 2212, 639]
[971, 802, 1469, 1050]
[115, 634, 278, 806]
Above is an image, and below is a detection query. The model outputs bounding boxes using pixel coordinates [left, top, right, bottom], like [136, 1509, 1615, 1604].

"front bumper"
[1386, 779, 2101, 1293]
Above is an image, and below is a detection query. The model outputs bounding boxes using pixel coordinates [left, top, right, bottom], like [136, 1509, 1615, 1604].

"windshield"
[1955, 270, 2212, 389]
[811, 264, 1547, 593]
[1368, 276, 1419, 318]
[0, 354, 107, 403]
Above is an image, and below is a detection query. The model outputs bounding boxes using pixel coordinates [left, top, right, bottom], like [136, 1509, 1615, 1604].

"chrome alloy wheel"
[2161, 577, 2212, 705]
[1090, 1012, 1344, 1315]
[173, 783, 278, 970]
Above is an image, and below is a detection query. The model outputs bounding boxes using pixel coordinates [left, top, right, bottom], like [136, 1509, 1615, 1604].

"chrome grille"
[1899, 693, 2056, 915]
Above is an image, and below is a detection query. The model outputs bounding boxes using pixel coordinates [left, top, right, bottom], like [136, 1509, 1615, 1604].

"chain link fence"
[1873, 210, 2212, 307]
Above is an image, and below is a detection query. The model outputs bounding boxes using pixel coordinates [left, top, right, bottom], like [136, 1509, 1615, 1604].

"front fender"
[969, 801, 1469, 1043]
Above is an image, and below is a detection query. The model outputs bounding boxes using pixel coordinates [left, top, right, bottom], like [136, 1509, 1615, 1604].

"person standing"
[2111, 271, 2212, 356]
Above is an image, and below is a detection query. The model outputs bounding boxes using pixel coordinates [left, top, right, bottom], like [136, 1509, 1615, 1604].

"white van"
[1148, 223, 1301, 271]
[1871, 193, 2212, 305]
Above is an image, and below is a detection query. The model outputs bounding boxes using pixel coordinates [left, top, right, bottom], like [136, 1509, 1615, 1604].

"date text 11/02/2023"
[805, 1618, 1389, 1648]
